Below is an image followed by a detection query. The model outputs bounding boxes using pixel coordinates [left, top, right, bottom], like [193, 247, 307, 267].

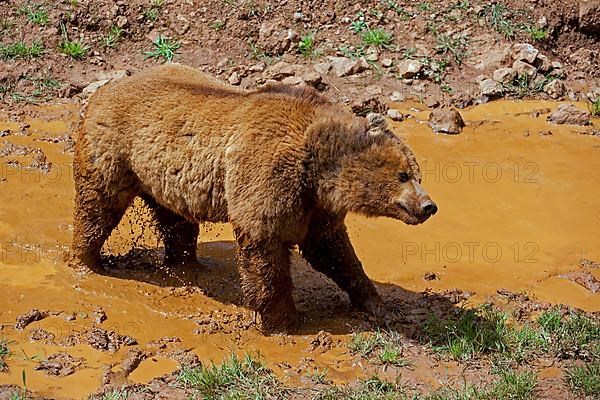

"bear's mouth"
[395, 203, 423, 225]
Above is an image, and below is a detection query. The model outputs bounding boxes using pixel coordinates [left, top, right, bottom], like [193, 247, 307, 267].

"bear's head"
[311, 112, 437, 225]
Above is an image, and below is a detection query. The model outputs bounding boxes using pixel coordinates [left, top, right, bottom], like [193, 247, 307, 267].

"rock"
[479, 78, 503, 96]
[257, 21, 295, 55]
[249, 62, 266, 72]
[95, 70, 128, 82]
[579, 0, 600, 33]
[281, 76, 303, 85]
[424, 272, 438, 281]
[365, 47, 379, 62]
[381, 58, 393, 68]
[397, 59, 423, 79]
[530, 74, 547, 89]
[351, 94, 388, 116]
[313, 61, 331, 75]
[263, 61, 295, 80]
[470, 47, 511, 70]
[512, 60, 537, 79]
[511, 43, 539, 64]
[228, 71, 241, 85]
[544, 79, 565, 99]
[327, 56, 368, 77]
[428, 108, 465, 134]
[389, 91, 404, 102]
[115, 15, 128, 28]
[15, 309, 48, 330]
[293, 11, 304, 22]
[300, 71, 322, 87]
[547, 104, 590, 125]
[534, 54, 553, 73]
[216, 57, 229, 69]
[82, 79, 110, 98]
[387, 109, 404, 121]
[423, 95, 440, 108]
[492, 67, 516, 84]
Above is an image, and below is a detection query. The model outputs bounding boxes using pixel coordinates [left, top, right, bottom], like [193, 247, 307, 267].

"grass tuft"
[482, 3, 517, 38]
[176, 353, 287, 399]
[423, 305, 511, 360]
[145, 35, 181, 62]
[0, 41, 43, 60]
[18, 4, 49, 25]
[143, 0, 164, 22]
[526, 26, 549, 41]
[361, 28, 393, 48]
[348, 330, 410, 367]
[588, 97, 600, 117]
[314, 375, 403, 400]
[103, 25, 123, 48]
[58, 23, 89, 59]
[536, 306, 600, 360]
[566, 362, 600, 397]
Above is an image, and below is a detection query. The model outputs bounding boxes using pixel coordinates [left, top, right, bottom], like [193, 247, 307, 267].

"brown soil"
[1, 0, 598, 114]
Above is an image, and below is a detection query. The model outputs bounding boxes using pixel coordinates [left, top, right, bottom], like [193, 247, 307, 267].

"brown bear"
[72, 64, 437, 332]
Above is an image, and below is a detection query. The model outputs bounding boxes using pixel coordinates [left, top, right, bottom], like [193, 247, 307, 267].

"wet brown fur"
[72, 64, 434, 332]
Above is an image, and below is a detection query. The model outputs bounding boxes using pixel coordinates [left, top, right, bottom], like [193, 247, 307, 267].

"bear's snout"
[420, 199, 438, 217]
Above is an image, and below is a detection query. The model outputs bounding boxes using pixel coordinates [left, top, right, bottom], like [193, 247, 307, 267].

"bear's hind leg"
[144, 196, 199, 266]
[299, 213, 384, 317]
[71, 162, 138, 272]
[234, 228, 297, 333]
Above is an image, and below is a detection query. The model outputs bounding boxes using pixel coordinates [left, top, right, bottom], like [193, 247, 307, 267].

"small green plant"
[0, 41, 43, 60]
[526, 26, 549, 41]
[314, 375, 402, 400]
[418, 1, 431, 12]
[483, 3, 517, 38]
[18, 4, 49, 25]
[423, 305, 511, 360]
[0, 16, 15, 33]
[211, 19, 225, 30]
[361, 28, 393, 48]
[566, 362, 600, 397]
[349, 12, 367, 33]
[298, 32, 316, 58]
[103, 25, 123, 48]
[435, 33, 470, 64]
[177, 353, 287, 399]
[421, 56, 450, 83]
[143, 0, 164, 22]
[537, 306, 600, 359]
[348, 330, 410, 368]
[58, 24, 89, 59]
[338, 45, 365, 60]
[145, 35, 181, 62]
[100, 386, 130, 400]
[377, 345, 409, 367]
[489, 369, 537, 400]
[306, 367, 329, 384]
[588, 97, 600, 117]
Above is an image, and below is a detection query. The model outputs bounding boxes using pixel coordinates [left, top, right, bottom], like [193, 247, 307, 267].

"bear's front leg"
[234, 231, 297, 333]
[300, 213, 385, 317]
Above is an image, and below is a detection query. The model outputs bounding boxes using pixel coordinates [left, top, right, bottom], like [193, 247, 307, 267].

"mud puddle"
[0, 100, 598, 398]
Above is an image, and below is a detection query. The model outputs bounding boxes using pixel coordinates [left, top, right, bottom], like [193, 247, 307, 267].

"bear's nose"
[421, 200, 438, 216]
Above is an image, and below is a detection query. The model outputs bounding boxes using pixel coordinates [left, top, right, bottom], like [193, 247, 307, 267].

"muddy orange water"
[0, 100, 598, 398]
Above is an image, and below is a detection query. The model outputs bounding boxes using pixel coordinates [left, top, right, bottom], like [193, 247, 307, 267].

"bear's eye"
[398, 172, 410, 183]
